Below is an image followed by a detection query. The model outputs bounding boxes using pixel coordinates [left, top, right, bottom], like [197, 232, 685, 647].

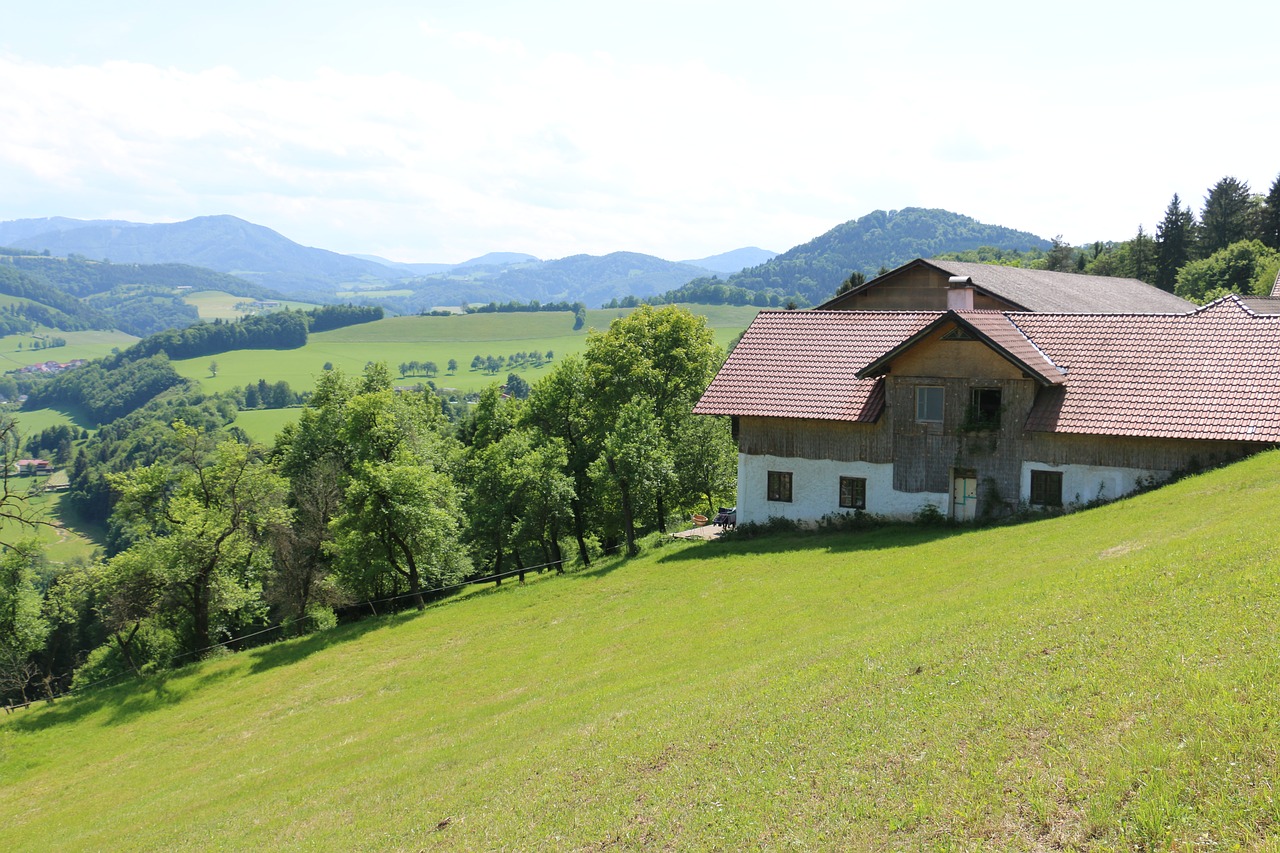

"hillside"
[3, 215, 399, 296]
[662, 207, 1052, 306]
[3, 452, 1278, 849]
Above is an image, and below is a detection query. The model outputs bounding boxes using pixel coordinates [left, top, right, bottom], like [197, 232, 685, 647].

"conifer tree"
[1155, 194, 1196, 292]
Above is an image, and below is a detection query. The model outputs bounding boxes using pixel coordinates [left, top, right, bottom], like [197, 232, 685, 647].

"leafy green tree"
[1175, 240, 1280, 303]
[0, 542, 50, 703]
[673, 415, 738, 518]
[834, 271, 866, 296]
[1042, 236, 1076, 272]
[447, 358, 458, 374]
[1261, 174, 1280, 251]
[108, 422, 290, 654]
[328, 370, 469, 608]
[583, 305, 722, 532]
[589, 400, 674, 556]
[521, 356, 596, 566]
[1200, 177, 1257, 255]
[1155, 194, 1196, 292]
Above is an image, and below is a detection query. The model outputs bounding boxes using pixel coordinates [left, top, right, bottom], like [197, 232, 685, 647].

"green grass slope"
[169, 305, 758, 399]
[3, 454, 1278, 850]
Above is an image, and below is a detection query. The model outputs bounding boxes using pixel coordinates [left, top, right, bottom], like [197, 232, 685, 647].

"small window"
[839, 476, 866, 510]
[767, 470, 793, 502]
[916, 386, 944, 423]
[968, 388, 1002, 429]
[1030, 470, 1063, 507]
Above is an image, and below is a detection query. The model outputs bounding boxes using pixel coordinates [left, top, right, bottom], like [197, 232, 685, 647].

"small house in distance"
[696, 287, 1280, 525]
[820, 258, 1195, 314]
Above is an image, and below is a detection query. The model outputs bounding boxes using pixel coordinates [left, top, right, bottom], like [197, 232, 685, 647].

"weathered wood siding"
[831, 266, 1009, 311]
[1022, 431, 1260, 472]
[738, 416, 892, 463]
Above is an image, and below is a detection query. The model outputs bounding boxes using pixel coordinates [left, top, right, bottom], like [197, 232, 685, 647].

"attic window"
[941, 327, 976, 341]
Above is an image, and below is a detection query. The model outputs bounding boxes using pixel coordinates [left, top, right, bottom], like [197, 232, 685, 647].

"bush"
[723, 516, 802, 539]
[816, 509, 885, 532]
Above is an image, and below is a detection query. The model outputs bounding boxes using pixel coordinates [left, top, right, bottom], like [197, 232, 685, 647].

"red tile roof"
[697, 297, 1280, 442]
[694, 310, 938, 421]
[1013, 297, 1280, 441]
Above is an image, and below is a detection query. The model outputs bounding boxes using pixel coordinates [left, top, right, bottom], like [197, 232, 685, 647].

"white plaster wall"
[1019, 461, 1170, 507]
[737, 453, 948, 525]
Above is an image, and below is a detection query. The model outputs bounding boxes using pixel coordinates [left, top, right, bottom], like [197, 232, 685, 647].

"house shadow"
[654, 523, 968, 564]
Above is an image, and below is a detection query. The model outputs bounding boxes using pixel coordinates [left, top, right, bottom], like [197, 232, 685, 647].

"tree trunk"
[570, 497, 591, 567]
[619, 479, 638, 556]
[655, 491, 667, 533]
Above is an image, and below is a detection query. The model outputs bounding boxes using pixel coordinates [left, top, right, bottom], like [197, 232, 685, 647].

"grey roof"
[1241, 296, 1280, 315]
[923, 260, 1195, 313]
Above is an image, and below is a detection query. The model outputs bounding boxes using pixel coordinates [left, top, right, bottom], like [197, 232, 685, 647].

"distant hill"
[390, 252, 717, 311]
[680, 247, 777, 274]
[662, 208, 1051, 306]
[0, 250, 279, 337]
[350, 251, 540, 278]
[4, 215, 402, 296]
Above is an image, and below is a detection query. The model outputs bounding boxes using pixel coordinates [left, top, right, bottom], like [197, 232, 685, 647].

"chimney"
[947, 275, 974, 311]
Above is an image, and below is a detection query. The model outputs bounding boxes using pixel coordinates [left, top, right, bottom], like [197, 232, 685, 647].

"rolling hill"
[662, 207, 1052, 306]
[2, 451, 1277, 849]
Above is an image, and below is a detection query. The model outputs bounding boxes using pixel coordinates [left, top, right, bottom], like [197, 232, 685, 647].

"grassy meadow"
[171, 305, 760, 399]
[0, 329, 137, 372]
[181, 290, 317, 321]
[2, 452, 1278, 850]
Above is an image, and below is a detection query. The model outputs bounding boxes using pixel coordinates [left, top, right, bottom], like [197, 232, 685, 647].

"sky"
[2, 1, 1278, 264]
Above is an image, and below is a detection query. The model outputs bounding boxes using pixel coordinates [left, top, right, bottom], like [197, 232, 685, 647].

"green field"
[171, 306, 760, 399]
[182, 290, 317, 321]
[3, 452, 1278, 849]
[0, 329, 138, 372]
[9, 404, 94, 434]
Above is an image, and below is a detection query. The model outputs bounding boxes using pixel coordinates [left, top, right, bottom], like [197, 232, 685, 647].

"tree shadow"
[244, 616, 390, 674]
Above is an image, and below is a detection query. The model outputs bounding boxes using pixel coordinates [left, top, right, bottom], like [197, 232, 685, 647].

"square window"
[968, 388, 1002, 429]
[916, 386, 944, 423]
[839, 476, 866, 510]
[1030, 470, 1063, 507]
[767, 470, 792, 502]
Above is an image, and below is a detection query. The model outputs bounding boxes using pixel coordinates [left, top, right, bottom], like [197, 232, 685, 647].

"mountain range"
[0, 208, 1051, 313]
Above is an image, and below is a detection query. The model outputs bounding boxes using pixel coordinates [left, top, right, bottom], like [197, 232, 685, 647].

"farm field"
[181, 290, 317, 320]
[170, 305, 761, 398]
[0, 329, 137, 372]
[3, 451, 1278, 850]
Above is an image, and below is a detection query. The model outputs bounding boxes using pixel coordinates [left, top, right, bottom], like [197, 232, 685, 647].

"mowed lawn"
[2, 453, 1278, 850]
[170, 305, 760, 399]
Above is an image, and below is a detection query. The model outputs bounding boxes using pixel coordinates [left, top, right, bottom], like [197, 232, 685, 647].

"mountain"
[5, 215, 401, 296]
[390, 252, 716, 311]
[0, 217, 143, 245]
[349, 251, 540, 278]
[662, 208, 1051, 306]
[680, 246, 777, 274]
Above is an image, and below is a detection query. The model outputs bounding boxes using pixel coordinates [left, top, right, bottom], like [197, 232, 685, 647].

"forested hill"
[0, 250, 278, 337]
[658, 208, 1050, 307]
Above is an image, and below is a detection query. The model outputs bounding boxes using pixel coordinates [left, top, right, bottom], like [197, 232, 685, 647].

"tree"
[672, 415, 738, 518]
[108, 423, 290, 654]
[583, 305, 722, 533]
[1175, 240, 1280, 303]
[0, 417, 49, 548]
[1043, 236, 1076, 272]
[208, 360, 218, 378]
[1200, 177, 1256, 255]
[834, 271, 866, 297]
[1155, 194, 1196, 292]
[505, 373, 531, 400]
[1261, 173, 1280, 251]
[447, 358, 458, 374]
[590, 400, 674, 556]
[328, 368, 469, 608]
[0, 542, 50, 703]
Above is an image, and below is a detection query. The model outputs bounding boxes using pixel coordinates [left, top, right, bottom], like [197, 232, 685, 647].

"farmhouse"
[695, 291, 1280, 524]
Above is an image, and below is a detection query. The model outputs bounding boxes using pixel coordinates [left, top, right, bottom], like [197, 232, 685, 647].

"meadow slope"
[2, 453, 1278, 850]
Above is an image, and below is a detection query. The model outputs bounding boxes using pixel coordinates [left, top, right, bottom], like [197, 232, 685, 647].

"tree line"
[938, 173, 1280, 304]
[0, 305, 738, 704]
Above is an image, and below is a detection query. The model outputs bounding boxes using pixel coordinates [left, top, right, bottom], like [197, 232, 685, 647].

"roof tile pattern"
[955, 312, 1066, 385]
[698, 297, 1280, 442]
[694, 310, 938, 421]
[1012, 298, 1280, 441]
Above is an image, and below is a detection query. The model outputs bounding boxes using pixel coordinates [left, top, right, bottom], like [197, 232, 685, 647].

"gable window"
[767, 470, 793, 502]
[1029, 470, 1063, 507]
[916, 386, 944, 423]
[839, 476, 866, 510]
[968, 388, 1003, 430]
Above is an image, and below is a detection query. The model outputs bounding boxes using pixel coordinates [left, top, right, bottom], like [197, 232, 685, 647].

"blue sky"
[2, 1, 1277, 263]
